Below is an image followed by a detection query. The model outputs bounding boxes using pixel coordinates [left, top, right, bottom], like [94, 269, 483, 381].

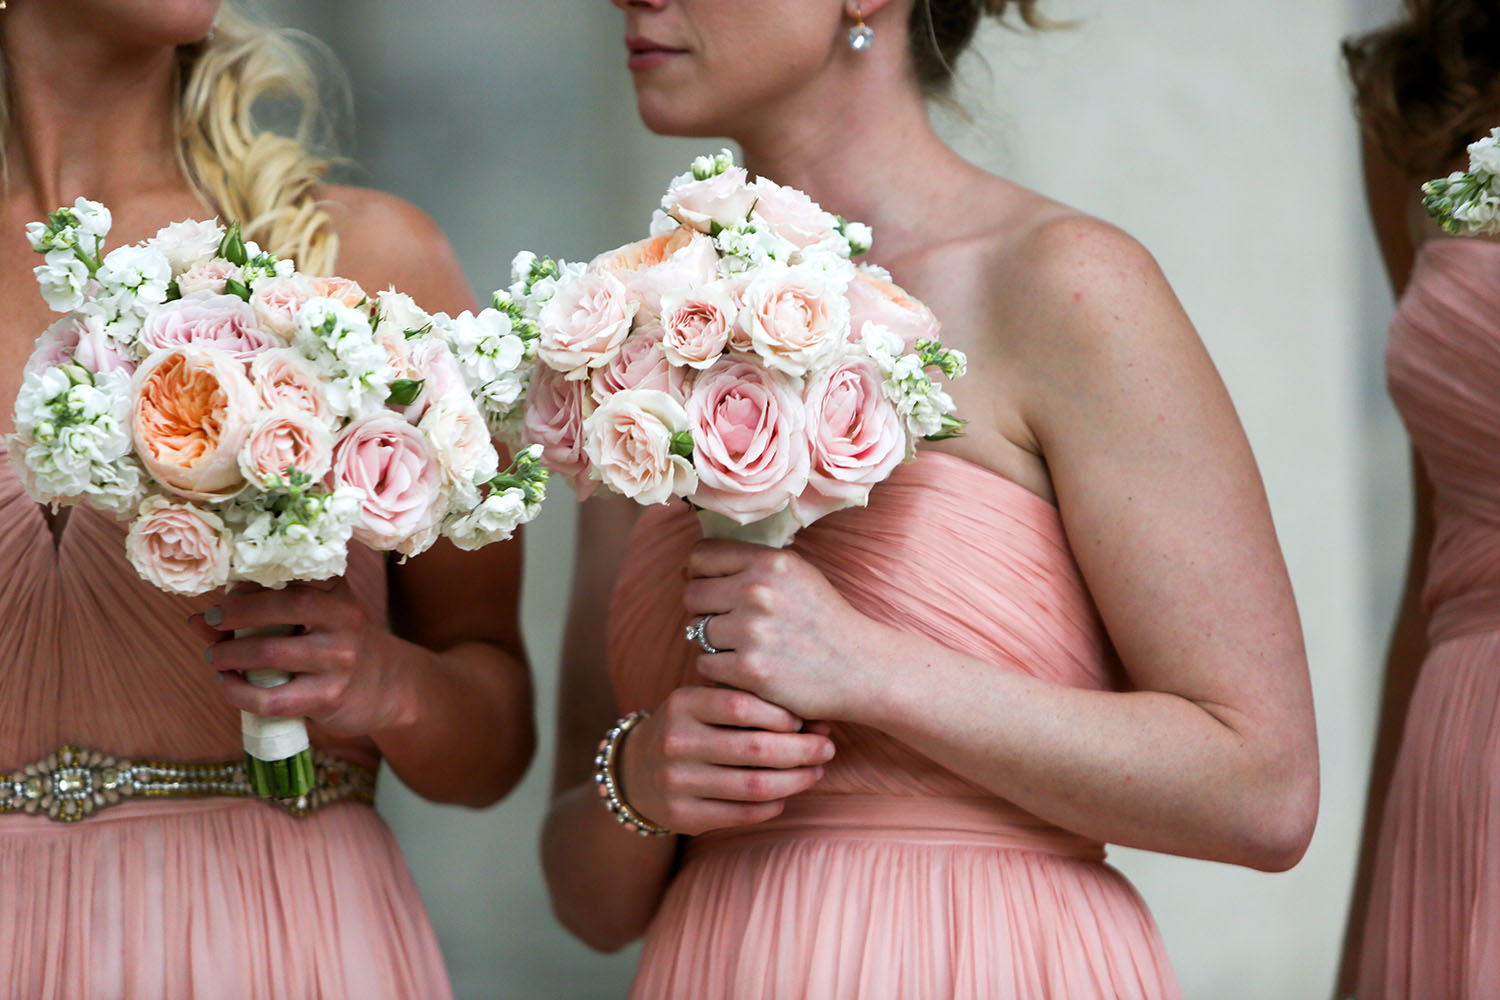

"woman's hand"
[681, 539, 888, 722]
[190, 579, 427, 739]
[618, 685, 835, 836]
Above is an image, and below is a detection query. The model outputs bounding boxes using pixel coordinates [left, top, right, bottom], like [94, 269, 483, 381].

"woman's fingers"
[683, 686, 802, 733]
[698, 729, 835, 770]
[216, 670, 346, 719]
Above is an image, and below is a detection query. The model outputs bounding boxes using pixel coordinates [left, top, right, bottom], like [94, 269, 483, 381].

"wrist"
[840, 619, 917, 726]
[364, 634, 439, 737]
[595, 712, 672, 836]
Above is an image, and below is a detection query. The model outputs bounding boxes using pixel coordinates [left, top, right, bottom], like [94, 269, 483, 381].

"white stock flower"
[1468, 130, 1500, 177]
[229, 487, 365, 589]
[445, 487, 531, 550]
[71, 198, 112, 255]
[10, 365, 136, 507]
[293, 296, 394, 419]
[714, 221, 798, 275]
[34, 251, 92, 313]
[95, 244, 172, 328]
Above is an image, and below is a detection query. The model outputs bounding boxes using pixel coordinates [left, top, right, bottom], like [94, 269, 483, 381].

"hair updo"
[1343, 0, 1500, 177]
[908, 0, 1045, 93]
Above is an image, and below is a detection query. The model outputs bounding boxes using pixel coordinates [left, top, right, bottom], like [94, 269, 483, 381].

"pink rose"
[847, 268, 940, 350]
[418, 393, 499, 488]
[140, 292, 281, 360]
[328, 414, 445, 554]
[537, 269, 638, 379]
[686, 359, 809, 524]
[583, 389, 697, 506]
[133, 347, 258, 502]
[306, 276, 369, 310]
[749, 178, 840, 250]
[594, 227, 720, 319]
[150, 219, 224, 274]
[404, 334, 468, 423]
[250, 348, 335, 427]
[661, 283, 736, 370]
[743, 264, 850, 377]
[239, 405, 335, 484]
[591, 320, 690, 404]
[125, 496, 231, 597]
[176, 259, 244, 297]
[663, 165, 758, 233]
[26, 313, 133, 376]
[793, 356, 906, 524]
[523, 364, 596, 499]
[250, 276, 316, 338]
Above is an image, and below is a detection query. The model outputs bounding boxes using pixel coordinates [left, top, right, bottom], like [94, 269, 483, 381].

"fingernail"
[204, 646, 214, 664]
[203, 607, 223, 627]
[813, 766, 825, 779]
[819, 742, 835, 762]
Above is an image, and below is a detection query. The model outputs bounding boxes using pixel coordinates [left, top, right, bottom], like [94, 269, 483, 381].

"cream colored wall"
[266, 1, 1404, 996]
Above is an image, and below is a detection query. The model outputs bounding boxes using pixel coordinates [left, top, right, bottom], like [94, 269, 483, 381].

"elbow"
[443, 722, 539, 810]
[554, 907, 642, 954]
[1238, 757, 1320, 873]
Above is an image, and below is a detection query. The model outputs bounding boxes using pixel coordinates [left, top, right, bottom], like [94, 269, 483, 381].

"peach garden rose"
[133, 346, 258, 502]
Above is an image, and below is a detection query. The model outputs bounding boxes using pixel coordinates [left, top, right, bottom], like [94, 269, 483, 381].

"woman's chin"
[634, 97, 726, 140]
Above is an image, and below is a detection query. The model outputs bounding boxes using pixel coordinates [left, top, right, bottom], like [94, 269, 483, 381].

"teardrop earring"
[847, 5, 874, 51]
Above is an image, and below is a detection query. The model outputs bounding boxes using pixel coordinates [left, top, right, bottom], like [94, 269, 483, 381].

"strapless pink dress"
[610, 452, 1180, 999]
[0, 443, 453, 999]
[1358, 238, 1500, 998]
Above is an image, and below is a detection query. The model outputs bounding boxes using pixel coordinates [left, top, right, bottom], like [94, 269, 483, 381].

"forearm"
[372, 640, 535, 807]
[542, 782, 679, 951]
[856, 624, 1316, 871]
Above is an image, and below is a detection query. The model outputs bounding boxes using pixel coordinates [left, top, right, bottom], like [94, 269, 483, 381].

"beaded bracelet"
[594, 711, 673, 837]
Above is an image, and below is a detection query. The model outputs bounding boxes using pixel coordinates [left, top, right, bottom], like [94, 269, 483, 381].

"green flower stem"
[244, 749, 316, 799]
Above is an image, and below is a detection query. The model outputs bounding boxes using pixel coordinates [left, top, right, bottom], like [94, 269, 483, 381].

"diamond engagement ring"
[685, 613, 724, 654]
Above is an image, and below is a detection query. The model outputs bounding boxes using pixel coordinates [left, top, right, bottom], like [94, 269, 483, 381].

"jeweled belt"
[0, 744, 375, 822]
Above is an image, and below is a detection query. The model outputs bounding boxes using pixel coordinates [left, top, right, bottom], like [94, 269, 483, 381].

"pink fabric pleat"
[0, 442, 452, 999]
[1358, 237, 1500, 998]
[609, 451, 1180, 999]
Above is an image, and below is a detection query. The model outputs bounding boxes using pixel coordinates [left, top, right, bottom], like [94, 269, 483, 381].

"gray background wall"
[263, 1, 1408, 996]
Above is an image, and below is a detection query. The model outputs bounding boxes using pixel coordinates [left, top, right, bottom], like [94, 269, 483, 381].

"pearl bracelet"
[594, 711, 673, 837]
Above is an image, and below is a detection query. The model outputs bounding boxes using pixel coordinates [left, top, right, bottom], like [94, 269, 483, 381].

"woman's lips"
[626, 38, 687, 71]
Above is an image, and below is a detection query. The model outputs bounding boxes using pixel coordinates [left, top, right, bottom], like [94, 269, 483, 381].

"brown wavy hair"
[1344, 1, 1500, 177]
[1, 4, 344, 274]
[909, 0, 1046, 93]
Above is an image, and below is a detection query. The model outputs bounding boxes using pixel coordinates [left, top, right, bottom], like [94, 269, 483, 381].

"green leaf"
[387, 379, 425, 406]
[223, 278, 252, 302]
[404, 322, 433, 341]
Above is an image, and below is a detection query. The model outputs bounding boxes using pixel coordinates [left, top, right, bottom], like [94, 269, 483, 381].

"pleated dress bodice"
[610, 451, 1178, 999]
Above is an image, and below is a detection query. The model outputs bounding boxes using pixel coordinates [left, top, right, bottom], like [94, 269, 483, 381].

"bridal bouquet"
[1423, 127, 1500, 235]
[509, 150, 965, 547]
[10, 199, 548, 797]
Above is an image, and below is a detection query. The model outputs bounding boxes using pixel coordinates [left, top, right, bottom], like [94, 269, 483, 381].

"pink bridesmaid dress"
[0, 444, 453, 998]
[1359, 237, 1500, 998]
[610, 452, 1180, 999]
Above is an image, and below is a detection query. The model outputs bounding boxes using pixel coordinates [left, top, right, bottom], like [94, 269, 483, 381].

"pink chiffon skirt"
[0, 798, 452, 999]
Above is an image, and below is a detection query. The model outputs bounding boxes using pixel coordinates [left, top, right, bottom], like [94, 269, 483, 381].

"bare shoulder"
[991, 209, 1195, 374]
[317, 184, 476, 314]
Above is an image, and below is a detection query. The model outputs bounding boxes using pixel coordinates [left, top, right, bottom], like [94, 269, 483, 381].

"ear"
[844, 0, 900, 20]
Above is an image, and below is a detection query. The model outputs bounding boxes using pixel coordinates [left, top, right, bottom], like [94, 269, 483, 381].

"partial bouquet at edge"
[10, 199, 548, 798]
[1423, 127, 1500, 235]
[508, 150, 965, 548]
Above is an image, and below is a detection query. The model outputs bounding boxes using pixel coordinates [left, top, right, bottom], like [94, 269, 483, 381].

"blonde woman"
[0, 3, 532, 997]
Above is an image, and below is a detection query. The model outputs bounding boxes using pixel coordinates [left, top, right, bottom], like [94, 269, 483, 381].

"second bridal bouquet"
[1423, 127, 1500, 235]
[510, 150, 965, 547]
[10, 199, 548, 797]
